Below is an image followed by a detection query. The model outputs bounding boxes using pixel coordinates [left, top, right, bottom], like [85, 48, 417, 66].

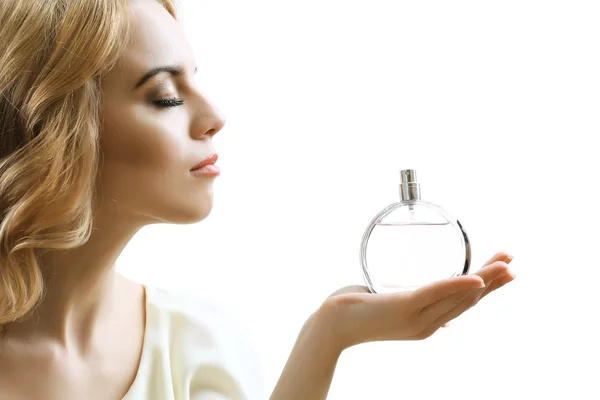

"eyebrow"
[134, 65, 198, 89]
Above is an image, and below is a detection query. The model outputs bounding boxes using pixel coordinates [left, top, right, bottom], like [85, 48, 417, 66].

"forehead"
[105, 0, 193, 86]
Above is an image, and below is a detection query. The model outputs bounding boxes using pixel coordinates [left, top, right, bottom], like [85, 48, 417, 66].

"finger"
[418, 269, 515, 338]
[480, 272, 516, 300]
[412, 275, 484, 309]
[474, 261, 510, 284]
[419, 288, 474, 321]
[428, 271, 515, 331]
[431, 292, 478, 329]
[483, 252, 513, 267]
[412, 293, 477, 339]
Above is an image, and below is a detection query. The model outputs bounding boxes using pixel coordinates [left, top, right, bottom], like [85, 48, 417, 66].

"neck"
[6, 212, 144, 348]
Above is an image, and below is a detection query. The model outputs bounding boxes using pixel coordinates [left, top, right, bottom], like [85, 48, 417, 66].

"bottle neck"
[400, 182, 421, 201]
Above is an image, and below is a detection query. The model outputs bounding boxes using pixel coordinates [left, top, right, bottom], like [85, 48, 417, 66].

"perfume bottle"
[359, 169, 471, 293]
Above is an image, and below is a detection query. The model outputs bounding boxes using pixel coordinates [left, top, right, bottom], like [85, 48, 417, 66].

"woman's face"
[99, 0, 224, 226]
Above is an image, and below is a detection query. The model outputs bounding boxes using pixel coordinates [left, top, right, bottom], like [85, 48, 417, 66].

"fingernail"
[506, 254, 514, 263]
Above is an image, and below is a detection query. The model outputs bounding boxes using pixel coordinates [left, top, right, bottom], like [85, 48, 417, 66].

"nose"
[190, 93, 226, 140]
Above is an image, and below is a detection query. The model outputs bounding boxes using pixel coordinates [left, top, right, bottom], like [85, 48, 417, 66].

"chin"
[143, 190, 215, 225]
[169, 199, 214, 225]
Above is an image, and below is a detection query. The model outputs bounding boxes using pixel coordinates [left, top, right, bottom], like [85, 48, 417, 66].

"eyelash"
[152, 98, 185, 108]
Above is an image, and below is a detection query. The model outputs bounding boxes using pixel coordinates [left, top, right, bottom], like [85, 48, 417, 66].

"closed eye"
[151, 98, 185, 108]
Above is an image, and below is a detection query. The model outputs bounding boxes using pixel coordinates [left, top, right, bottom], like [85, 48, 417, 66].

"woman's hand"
[271, 252, 515, 400]
[318, 252, 515, 352]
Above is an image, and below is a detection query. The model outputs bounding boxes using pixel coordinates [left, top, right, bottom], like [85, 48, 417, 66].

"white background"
[119, 1, 600, 398]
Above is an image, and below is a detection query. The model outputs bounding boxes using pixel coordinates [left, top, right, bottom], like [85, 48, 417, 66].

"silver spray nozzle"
[400, 169, 421, 201]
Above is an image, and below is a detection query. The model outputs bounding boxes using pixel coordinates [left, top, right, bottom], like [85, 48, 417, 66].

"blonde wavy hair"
[0, 0, 177, 328]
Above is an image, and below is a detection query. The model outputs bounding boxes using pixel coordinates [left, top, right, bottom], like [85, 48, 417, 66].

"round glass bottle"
[360, 169, 471, 293]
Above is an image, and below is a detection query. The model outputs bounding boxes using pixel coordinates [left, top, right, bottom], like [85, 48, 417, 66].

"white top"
[122, 286, 267, 400]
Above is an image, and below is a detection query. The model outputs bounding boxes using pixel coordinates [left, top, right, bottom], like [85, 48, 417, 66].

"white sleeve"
[166, 292, 268, 400]
[194, 310, 268, 400]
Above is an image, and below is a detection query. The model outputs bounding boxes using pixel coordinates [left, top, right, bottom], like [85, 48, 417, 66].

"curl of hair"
[0, 0, 177, 328]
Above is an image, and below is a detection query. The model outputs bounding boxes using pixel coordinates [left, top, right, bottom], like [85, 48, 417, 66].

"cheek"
[102, 109, 182, 167]
[99, 106, 189, 198]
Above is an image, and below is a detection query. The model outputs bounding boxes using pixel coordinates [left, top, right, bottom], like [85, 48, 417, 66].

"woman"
[0, 0, 515, 399]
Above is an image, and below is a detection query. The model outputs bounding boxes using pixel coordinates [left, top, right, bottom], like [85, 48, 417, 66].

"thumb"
[328, 285, 371, 298]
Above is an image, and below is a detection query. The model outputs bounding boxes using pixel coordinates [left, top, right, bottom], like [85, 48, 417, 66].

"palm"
[322, 252, 515, 349]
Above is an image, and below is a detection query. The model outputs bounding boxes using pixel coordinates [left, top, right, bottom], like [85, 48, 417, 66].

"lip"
[191, 153, 218, 170]
[190, 153, 220, 176]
